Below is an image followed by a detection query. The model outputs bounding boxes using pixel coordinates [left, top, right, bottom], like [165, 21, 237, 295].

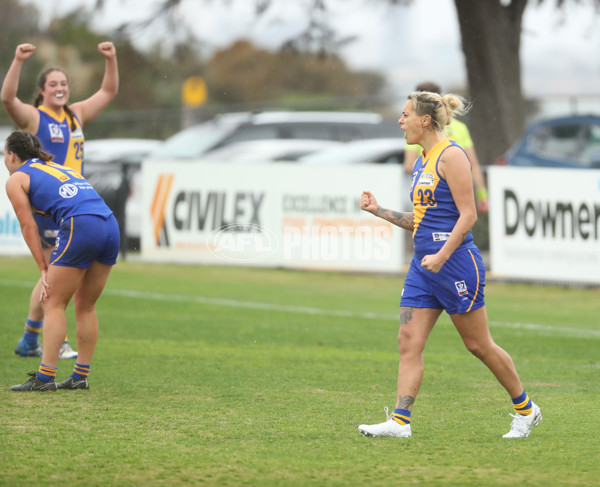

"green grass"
[1, 256, 599, 486]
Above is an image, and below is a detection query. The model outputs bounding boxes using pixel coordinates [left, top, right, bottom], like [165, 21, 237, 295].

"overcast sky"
[30, 0, 600, 101]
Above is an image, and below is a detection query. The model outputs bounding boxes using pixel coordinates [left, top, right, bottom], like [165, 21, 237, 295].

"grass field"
[1, 255, 599, 487]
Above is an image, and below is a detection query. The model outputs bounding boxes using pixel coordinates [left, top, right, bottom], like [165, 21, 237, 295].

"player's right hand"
[15, 43, 36, 61]
[360, 190, 378, 214]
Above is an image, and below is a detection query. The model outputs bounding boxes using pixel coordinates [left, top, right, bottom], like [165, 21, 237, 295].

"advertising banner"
[488, 166, 600, 284]
[140, 161, 406, 273]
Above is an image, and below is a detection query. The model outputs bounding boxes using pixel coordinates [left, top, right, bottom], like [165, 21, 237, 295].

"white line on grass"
[1, 279, 598, 339]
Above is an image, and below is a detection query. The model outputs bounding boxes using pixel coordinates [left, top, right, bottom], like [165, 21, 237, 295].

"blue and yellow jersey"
[410, 138, 475, 258]
[16, 158, 112, 227]
[35, 105, 85, 175]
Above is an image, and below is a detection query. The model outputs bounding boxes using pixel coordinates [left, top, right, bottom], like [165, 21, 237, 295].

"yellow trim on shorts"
[50, 217, 74, 265]
[466, 249, 479, 312]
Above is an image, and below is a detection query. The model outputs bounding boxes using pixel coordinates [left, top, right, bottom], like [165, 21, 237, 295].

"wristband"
[476, 188, 488, 201]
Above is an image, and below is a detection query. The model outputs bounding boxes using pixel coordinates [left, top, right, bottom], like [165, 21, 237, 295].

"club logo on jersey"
[432, 232, 451, 242]
[418, 173, 435, 186]
[454, 280, 468, 296]
[59, 184, 78, 198]
[48, 123, 65, 143]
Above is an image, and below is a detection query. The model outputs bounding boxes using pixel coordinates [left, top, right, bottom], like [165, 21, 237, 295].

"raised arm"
[70, 42, 119, 125]
[360, 190, 414, 232]
[1, 44, 41, 133]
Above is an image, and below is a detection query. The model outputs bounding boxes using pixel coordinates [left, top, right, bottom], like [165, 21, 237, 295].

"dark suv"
[148, 111, 402, 160]
[497, 115, 600, 169]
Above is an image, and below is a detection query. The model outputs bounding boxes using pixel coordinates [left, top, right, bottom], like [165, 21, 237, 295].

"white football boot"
[358, 407, 412, 438]
[503, 402, 542, 438]
[59, 341, 78, 360]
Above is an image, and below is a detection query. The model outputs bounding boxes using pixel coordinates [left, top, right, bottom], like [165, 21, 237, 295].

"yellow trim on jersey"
[30, 162, 70, 182]
[411, 138, 452, 238]
[38, 105, 67, 122]
[30, 161, 85, 181]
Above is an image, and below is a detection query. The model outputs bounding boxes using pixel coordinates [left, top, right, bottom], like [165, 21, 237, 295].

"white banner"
[140, 161, 406, 273]
[488, 166, 600, 284]
[0, 187, 28, 256]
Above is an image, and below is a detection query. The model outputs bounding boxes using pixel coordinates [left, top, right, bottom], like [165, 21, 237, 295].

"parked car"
[196, 138, 342, 163]
[84, 138, 162, 252]
[296, 138, 406, 165]
[297, 137, 410, 209]
[147, 111, 402, 160]
[496, 115, 600, 169]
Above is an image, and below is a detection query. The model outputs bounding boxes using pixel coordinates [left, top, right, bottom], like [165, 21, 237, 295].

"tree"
[99, 0, 599, 164]
[454, 0, 528, 163]
[206, 40, 385, 105]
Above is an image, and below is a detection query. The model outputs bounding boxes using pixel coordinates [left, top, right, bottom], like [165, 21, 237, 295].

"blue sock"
[392, 408, 411, 425]
[511, 390, 533, 416]
[37, 363, 57, 383]
[24, 319, 43, 345]
[72, 363, 90, 380]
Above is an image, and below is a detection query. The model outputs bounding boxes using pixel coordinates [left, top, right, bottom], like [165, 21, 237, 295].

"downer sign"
[488, 167, 600, 284]
[504, 190, 600, 240]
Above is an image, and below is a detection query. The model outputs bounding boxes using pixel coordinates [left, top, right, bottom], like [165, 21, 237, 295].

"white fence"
[2, 163, 599, 285]
[0, 189, 28, 256]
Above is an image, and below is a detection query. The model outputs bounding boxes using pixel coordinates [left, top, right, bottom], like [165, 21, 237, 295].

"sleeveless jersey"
[36, 105, 85, 174]
[16, 158, 112, 227]
[410, 138, 475, 259]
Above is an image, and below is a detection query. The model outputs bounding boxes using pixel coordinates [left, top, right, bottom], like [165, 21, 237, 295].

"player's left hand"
[98, 41, 116, 58]
[39, 270, 50, 302]
[477, 198, 489, 214]
[420, 253, 445, 273]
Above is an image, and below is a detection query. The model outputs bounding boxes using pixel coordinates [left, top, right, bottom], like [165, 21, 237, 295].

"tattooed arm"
[359, 190, 414, 232]
[374, 206, 414, 232]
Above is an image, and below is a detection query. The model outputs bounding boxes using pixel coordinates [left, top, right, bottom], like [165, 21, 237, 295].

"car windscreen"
[527, 122, 600, 166]
[151, 122, 238, 158]
[299, 141, 403, 164]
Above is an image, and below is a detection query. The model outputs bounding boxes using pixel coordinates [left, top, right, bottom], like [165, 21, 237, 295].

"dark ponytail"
[35, 67, 77, 131]
[6, 131, 54, 163]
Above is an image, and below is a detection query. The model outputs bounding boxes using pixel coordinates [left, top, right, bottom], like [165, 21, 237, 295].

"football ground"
[1, 256, 599, 486]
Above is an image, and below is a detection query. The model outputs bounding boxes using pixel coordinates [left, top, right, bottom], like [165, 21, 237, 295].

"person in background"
[403, 81, 489, 214]
[357, 90, 540, 438]
[1, 41, 118, 359]
[5, 131, 119, 391]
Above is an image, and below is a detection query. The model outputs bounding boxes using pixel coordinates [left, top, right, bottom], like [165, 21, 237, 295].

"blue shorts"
[34, 213, 59, 248]
[400, 248, 486, 314]
[50, 214, 120, 268]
